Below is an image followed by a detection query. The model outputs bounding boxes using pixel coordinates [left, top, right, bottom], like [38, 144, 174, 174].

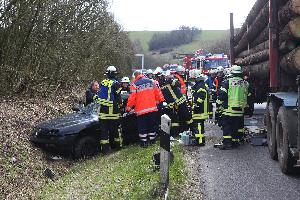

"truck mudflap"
[269, 92, 298, 107]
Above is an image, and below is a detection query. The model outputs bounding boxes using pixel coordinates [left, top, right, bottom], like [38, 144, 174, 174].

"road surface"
[184, 104, 300, 200]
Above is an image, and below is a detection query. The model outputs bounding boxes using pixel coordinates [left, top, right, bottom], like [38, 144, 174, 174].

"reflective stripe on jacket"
[161, 84, 185, 109]
[95, 78, 121, 119]
[192, 81, 209, 120]
[217, 76, 249, 117]
[127, 74, 164, 116]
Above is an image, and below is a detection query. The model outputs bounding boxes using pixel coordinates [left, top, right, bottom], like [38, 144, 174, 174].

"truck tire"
[266, 102, 278, 160]
[276, 106, 295, 174]
[73, 136, 99, 159]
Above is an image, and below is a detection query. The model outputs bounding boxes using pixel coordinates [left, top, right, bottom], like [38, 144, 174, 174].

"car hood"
[38, 112, 98, 130]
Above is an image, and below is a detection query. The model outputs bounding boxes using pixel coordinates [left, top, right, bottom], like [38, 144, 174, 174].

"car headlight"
[32, 128, 42, 136]
[48, 129, 59, 135]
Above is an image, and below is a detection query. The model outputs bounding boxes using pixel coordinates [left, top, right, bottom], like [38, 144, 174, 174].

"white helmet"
[217, 66, 224, 73]
[197, 74, 207, 81]
[209, 69, 216, 74]
[146, 69, 153, 74]
[153, 67, 162, 75]
[106, 66, 117, 73]
[189, 69, 196, 79]
[165, 70, 171, 77]
[194, 70, 206, 81]
[231, 65, 242, 74]
[193, 70, 202, 78]
[121, 76, 130, 83]
[176, 65, 185, 73]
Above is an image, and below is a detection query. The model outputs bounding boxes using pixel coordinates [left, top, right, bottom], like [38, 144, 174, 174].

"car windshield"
[79, 103, 99, 115]
[204, 58, 228, 69]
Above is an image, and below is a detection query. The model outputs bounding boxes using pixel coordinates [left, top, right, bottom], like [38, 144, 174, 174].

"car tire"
[276, 106, 295, 174]
[73, 136, 99, 159]
[266, 101, 278, 160]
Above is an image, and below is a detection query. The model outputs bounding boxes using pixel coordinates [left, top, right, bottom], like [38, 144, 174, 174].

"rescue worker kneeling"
[216, 65, 252, 150]
[94, 66, 122, 154]
[126, 70, 164, 147]
[191, 70, 209, 146]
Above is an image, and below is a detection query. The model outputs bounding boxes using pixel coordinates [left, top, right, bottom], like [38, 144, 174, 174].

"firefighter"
[215, 66, 225, 88]
[191, 70, 209, 145]
[126, 70, 164, 147]
[206, 70, 216, 120]
[173, 65, 187, 95]
[160, 70, 193, 137]
[94, 66, 122, 154]
[214, 66, 225, 125]
[215, 65, 253, 149]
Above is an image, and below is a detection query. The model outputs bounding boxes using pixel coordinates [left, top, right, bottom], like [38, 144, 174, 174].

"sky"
[109, 0, 257, 31]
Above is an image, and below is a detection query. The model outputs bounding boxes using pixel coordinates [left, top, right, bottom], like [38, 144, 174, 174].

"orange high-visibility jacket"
[214, 78, 219, 91]
[174, 74, 187, 95]
[127, 75, 164, 116]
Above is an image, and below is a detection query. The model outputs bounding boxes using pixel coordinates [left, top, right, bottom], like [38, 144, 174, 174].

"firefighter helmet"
[189, 69, 196, 79]
[176, 65, 185, 73]
[217, 66, 224, 72]
[153, 67, 162, 75]
[147, 69, 153, 74]
[231, 65, 242, 74]
[193, 69, 202, 78]
[121, 77, 130, 83]
[106, 66, 117, 73]
[209, 69, 216, 74]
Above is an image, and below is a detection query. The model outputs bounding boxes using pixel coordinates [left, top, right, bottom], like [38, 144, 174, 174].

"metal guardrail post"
[160, 114, 171, 190]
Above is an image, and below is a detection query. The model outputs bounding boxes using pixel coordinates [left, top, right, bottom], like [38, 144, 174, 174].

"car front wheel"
[73, 136, 99, 159]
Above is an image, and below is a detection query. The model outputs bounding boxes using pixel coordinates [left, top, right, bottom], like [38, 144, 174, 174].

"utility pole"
[230, 13, 235, 66]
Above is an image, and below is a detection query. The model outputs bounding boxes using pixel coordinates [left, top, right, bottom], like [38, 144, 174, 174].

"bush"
[148, 26, 201, 51]
[0, 0, 134, 97]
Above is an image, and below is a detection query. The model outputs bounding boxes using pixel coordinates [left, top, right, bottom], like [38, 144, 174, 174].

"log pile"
[234, 0, 300, 78]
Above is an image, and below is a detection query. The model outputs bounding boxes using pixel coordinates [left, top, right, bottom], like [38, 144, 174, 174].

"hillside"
[129, 30, 229, 54]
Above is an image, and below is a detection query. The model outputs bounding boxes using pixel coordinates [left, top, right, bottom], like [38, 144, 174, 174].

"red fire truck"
[182, 49, 230, 74]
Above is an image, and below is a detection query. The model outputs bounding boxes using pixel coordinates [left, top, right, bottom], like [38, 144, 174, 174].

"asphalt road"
[184, 104, 300, 200]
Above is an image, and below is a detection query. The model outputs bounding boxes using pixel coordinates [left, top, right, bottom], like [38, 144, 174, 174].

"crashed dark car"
[30, 103, 101, 158]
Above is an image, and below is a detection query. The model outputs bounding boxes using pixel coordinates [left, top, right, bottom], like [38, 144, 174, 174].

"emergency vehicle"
[182, 49, 230, 74]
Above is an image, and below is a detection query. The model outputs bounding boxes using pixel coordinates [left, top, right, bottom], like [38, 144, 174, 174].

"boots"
[214, 141, 232, 150]
[140, 141, 148, 148]
[195, 134, 205, 146]
[111, 140, 121, 150]
[149, 139, 156, 146]
[101, 144, 110, 155]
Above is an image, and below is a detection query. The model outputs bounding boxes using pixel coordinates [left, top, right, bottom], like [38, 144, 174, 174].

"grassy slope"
[36, 144, 188, 200]
[129, 30, 229, 54]
[128, 31, 168, 53]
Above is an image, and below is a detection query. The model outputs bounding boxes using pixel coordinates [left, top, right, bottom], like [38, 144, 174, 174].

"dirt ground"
[0, 90, 84, 199]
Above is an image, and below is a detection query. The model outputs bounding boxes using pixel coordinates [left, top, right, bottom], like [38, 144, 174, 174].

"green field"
[128, 30, 229, 54]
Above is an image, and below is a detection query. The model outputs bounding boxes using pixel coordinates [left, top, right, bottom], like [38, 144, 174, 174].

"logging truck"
[231, 0, 300, 174]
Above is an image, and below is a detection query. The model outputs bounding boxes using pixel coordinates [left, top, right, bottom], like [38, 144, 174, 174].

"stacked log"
[233, 0, 300, 78]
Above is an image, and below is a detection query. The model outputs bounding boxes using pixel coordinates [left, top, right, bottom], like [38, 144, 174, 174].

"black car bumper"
[30, 134, 77, 151]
